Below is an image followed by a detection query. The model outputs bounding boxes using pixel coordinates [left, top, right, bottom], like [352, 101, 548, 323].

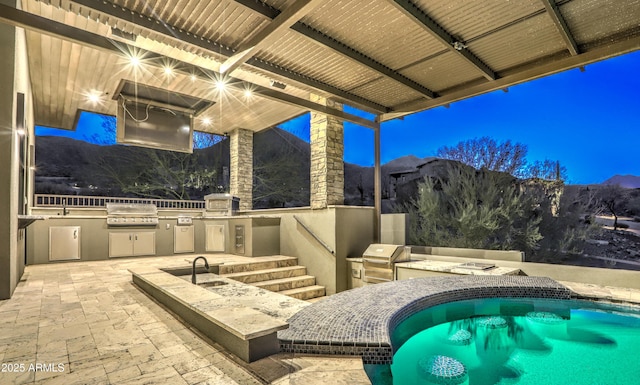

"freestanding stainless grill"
[362, 244, 410, 283]
[106, 203, 158, 226]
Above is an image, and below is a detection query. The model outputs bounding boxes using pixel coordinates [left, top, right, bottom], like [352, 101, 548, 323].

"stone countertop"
[130, 266, 309, 340]
[560, 280, 640, 305]
[177, 273, 309, 322]
[43, 214, 107, 219]
[199, 214, 281, 220]
[395, 259, 521, 276]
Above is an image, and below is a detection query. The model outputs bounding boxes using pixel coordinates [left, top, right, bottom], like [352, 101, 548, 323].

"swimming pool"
[366, 298, 640, 385]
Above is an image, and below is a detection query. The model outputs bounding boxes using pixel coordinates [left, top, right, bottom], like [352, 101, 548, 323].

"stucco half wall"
[248, 206, 375, 295]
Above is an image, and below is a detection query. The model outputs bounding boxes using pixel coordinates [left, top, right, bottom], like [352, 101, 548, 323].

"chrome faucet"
[191, 256, 209, 284]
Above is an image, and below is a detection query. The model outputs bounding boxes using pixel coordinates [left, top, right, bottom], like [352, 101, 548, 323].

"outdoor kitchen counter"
[47, 215, 107, 219]
[199, 214, 281, 219]
[130, 265, 308, 362]
[395, 259, 522, 276]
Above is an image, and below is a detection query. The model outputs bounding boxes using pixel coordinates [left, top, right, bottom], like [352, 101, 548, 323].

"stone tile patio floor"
[0, 256, 369, 385]
[2, 256, 639, 385]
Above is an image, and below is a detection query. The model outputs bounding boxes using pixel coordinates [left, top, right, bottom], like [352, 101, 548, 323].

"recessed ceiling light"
[215, 79, 226, 91]
[129, 55, 141, 67]
[86, 91, 101, 105]
[243, 89, 253, 98]
[163, 66, 174, 76]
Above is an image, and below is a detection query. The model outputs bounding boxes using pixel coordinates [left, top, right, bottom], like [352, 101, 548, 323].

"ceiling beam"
[387, 0, 497, 81]
[0, 4, 379, 130]
[220, 0, 323, 75]
[380, 33, 640, 121]
[62, 0, 388, 114]
[232, 0, 437, 99]
[254, 88, 380, 130]
[540, 0, 579, 56]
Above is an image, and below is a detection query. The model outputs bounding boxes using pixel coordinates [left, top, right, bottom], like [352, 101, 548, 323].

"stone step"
[251, 275, 317, 292]
[218, 256, 298, 274]
[221, 266, 307, 284]
[279, 285, 326, 300]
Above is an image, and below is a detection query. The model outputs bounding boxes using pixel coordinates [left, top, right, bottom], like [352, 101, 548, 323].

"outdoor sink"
[457, 262, 496, 270]
[160, 265, 219, 276]
[197, 280, 228, 288]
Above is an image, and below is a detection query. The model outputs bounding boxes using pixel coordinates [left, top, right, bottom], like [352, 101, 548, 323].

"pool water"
[372, 298, 640, 385]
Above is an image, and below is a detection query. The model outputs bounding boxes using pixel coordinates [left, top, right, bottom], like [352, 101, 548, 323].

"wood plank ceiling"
[7, 0, 640, 133]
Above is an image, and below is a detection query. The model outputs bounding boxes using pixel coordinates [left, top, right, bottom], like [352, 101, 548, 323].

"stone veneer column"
[229, 128, 253, 211]
[310, 94, 344, 209]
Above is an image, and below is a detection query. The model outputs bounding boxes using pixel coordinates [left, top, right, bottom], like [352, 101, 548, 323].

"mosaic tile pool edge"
[278, 276, 570, 364]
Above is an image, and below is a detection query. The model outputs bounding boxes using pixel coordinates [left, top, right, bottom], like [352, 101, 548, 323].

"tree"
[596, 184, 629, 230]
[90, 115, 223, 200]
[527, 180, 594, 260]
[193, 131, 223, 149]
[406, 163, 543, 253]
[436, 137, 567, 181]
[405, 162, 594, 261]
[525, 159, 568, 181]
[436, 137, 528, 176]
[83, 114, 117, 145]
[94, 146, 218, 199]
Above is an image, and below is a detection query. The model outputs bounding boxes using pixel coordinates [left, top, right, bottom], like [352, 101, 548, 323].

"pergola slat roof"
[3, 0, 639, 133]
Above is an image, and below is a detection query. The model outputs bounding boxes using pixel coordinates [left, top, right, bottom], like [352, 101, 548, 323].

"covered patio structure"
[2, 0, 640, 300]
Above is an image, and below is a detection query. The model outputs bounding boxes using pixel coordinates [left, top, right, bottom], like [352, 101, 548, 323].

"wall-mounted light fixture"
[452, 41, 467, 51]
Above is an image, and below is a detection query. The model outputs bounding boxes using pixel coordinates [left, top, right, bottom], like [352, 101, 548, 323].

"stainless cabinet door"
[132, 232, 156, 256]
[205, 225, 225, 252]
[49, 226, 81, 261]
[174, 225, 194, 253]
[109, 233, 134, 258]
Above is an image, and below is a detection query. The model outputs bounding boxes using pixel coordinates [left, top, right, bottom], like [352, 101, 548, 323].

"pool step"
[279, 285, 326, 300]
[221, 266, 307, 284]
[252, 275, 317, 292]
[218, 256, 298, 274]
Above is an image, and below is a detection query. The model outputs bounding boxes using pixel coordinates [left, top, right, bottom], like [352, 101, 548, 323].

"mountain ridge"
[602, 174, 640, 188]
[35, 129, 637, 207]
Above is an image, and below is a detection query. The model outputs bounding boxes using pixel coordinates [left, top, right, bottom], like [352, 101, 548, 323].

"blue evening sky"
[37, 50, 640, 185]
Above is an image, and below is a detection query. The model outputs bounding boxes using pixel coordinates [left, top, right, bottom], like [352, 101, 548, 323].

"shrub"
[405, 162, 593, 262]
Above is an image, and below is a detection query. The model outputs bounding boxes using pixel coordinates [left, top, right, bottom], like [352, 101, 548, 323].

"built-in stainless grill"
[362, 244, 411, 283]
[106, 203, 158, 226]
